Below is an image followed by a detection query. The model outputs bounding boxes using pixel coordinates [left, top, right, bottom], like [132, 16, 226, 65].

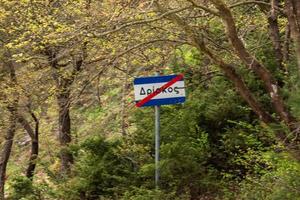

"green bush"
[59, 136, 134, 200]
[9, 176, 51, 200]
[122, 187, 189, 200]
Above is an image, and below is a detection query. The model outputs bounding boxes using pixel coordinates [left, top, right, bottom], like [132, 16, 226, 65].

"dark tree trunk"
[0, 58, 18, 200]
[26, 137, 39, 179]
[285, 0, 300, 73]
[266, 0, 286, 73]
[27, 112, 39, 179]
[57, 90, 73, 173]
[45, 48, 78, 174]
[0, 107, 17, 200]
[18, 112, 39, 180]
[44, 36, 86, 173]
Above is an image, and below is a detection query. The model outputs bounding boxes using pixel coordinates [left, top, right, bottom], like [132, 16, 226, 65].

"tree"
[285, 0, 300, 72]
[17, 110, 39, 180]
[0, 52, 19, 200]
[139, 0, 300, 148]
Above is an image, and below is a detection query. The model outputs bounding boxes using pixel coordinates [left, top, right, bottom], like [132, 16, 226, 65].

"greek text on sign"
[134, 74, 186, 107]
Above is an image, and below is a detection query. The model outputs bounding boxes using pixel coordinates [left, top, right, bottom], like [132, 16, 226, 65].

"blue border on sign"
[137, 97, 186, 107]
[134, 75, 183, 85]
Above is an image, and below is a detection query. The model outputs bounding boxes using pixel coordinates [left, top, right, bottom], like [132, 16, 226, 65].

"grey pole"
[155, 104, 160, 188]
[155, 72, 160, 188]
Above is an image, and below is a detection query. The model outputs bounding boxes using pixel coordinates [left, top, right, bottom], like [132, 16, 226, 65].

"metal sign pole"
[155, 104, 160, 188]
[154, 71, 160, 189]
[133, 72, 186, 188]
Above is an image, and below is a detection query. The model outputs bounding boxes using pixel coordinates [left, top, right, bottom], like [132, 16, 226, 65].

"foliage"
[57, 136, 134, 200]
[122, 187, 188, 200]
[1, 0, 300, 200]
[8, 175, 52, 200]
[236, 153, 300, 200]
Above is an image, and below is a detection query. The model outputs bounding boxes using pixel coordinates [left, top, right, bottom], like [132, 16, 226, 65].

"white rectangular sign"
[133, 74, 186, 107]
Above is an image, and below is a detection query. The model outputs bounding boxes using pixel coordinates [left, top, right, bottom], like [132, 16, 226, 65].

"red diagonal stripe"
[136, 74, 183, 107]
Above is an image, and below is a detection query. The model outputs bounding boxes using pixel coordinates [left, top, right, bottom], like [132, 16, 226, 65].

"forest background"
[0, 0, 300, 199]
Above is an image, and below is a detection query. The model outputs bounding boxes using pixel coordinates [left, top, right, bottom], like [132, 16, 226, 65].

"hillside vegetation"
[0, 0, 300, 199]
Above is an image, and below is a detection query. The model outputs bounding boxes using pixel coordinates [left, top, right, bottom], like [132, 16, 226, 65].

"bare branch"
[88, 39, 186, 64]
[17, 115, 35, 139]
[229, 1, 270, 9]
[187, 0, 220, 16]
[92, 6, 192, 38]
[71, 38, 186, 102]
[229, 0, 284, 14]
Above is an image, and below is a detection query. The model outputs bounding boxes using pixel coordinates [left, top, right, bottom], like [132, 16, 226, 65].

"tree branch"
[229, 1, 270, 8]
[186, 0, 220, 16]
[17, 115, 35, 139]
[91, 6, 192, 38]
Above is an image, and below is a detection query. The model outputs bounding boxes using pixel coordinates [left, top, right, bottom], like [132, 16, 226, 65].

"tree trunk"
[26, 135, 39, 179]
[0, 59, 18, 200]
[45, 48, 78, 174]
[57, 90, 73, 174]
[266, 0, 285, 73]
[211, 0, 297, 129]
[26, 111, 39, 179]
[0, 108, 17, 200]
[199, 43, 278, 127]
[285, 0, 300, 73]
[18, 112, 39, 180]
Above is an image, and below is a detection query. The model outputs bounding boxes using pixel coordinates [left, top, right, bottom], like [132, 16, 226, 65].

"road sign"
[133, 73, 186, 188]
[134, 74, 186, 107]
